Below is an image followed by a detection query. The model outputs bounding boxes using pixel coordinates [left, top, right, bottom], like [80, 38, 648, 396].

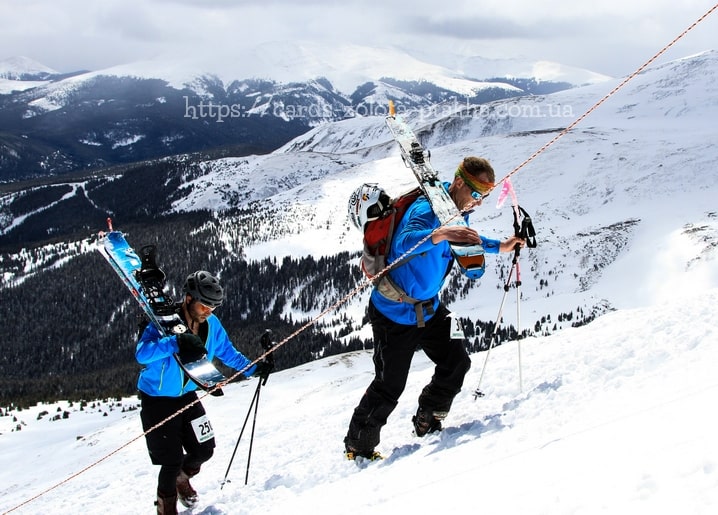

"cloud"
[403, 14, 582, 40]
[95, 3, 168, 43]
[0, 0, 715, 77]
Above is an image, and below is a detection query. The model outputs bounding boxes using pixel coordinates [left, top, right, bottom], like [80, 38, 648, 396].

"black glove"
[177, 333, 205, 354]
[260, 329, 273, 349]
[254, 359, 274, 383]
[254, 329, 275, 384]
[259, 329, 275, 367]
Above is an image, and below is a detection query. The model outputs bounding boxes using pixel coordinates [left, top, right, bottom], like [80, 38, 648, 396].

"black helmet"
[183, 270, 224, 307]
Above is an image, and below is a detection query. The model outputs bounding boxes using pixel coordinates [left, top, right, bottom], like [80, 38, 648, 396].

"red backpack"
[361, 186, 423, 290]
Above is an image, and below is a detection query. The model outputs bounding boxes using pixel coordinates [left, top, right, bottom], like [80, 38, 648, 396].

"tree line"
[1, 195, 605, 408]
[0, 211, 373, 408]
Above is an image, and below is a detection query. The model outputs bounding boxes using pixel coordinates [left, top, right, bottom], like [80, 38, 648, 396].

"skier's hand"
[177, 333, 205, 353]
[259, 329, 275, 367]
[500, 236, 525, 253]
[260, 329, 273, 349]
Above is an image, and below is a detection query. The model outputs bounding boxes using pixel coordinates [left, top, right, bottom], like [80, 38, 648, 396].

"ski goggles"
[455, 166, 494, 200]
[198, 301, 218, 312]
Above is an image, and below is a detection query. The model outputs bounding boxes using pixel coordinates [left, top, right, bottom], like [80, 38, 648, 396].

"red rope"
[4, 4, 716, 513]
[493, 3, 718, 189]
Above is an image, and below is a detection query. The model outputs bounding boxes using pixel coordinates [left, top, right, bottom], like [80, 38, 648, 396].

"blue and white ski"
[97, 219, 226, 390]
[385, 102, 486, 279]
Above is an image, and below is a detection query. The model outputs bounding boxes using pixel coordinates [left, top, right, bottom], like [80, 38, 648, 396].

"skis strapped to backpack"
[385, 101, 486, 279]
[96, 218, 227, 392]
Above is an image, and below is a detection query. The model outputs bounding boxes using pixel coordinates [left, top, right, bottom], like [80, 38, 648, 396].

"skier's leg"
[345, 301, 416, 453]
[180, 394, 216, 475]
[418, 304, 471, 413]
[140, 393, 184, 508]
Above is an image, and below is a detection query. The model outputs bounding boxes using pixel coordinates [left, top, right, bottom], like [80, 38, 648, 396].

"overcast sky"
[1, 0, 716, 78]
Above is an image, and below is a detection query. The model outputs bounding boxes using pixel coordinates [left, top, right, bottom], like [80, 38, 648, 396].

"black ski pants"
[345, 300, 471, 452]
[140, 391, 215, 495]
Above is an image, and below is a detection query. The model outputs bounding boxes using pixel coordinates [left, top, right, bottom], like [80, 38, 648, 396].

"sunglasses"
[469, 180, 493, 200]
[471, 189, 490, 201]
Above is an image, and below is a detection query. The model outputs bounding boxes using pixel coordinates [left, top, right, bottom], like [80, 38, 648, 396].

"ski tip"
[388, 100, 395, 117]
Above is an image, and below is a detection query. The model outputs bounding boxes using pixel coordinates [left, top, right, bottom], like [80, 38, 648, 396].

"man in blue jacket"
[344, 156, 524, 460]
[137, 270, 271, 514]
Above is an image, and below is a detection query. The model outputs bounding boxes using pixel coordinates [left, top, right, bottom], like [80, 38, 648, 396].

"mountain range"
[0, 44, 608, 181]
[0, 48, 716, 407]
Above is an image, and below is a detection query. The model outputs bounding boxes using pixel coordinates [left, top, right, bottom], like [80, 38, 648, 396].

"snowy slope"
[0, 56, 57, 80]
[0, 49, 717, 515]
[168, 50, 717, 328]
[0, 79, 48, 95]
[1, 287, 716, 514]
[0, 56, 57, 94]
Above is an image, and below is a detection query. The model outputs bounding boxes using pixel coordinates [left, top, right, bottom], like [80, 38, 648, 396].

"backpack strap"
[374, 275, 434, 328]
[374, 250, 454, 328]
[373, 208, 428, 326]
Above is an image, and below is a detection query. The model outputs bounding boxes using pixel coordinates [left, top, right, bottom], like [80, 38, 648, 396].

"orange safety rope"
[492, 3, 718, 190]
[4, 4, 716, 513]
[2, 228, 434, 514]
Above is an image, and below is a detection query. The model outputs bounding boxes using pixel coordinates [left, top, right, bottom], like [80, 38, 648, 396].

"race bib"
[449, 313, 466, 340]
[190, 414, 215, 443]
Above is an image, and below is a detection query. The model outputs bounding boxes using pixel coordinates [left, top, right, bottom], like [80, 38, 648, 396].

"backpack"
[360, 186, 422, 280]
[360, 186, 429, 311]
[361, 185, 462, 327]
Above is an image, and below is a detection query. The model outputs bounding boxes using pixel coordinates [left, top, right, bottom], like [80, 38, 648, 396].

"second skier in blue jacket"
[136, 270, 271, 513]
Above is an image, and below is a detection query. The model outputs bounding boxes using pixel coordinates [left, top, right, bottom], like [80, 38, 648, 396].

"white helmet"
[347, 183, 390, 230]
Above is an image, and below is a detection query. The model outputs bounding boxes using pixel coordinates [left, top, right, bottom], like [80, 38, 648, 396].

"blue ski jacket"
[136, 314, 257, 397]
[370, 184, 501, 326]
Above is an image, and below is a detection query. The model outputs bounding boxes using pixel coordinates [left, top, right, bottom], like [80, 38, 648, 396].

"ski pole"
[242, 330, 275, 485]
[513, 204, 536, 394]
[244, 380, 262, 485]
[474, 191, 536, 399]
[510, 203, 524, 394]
[473, 256, 517, 399]
[220, 330, 275, 488]
[220, 379, 262, 489]
[513, 242, 523, 393]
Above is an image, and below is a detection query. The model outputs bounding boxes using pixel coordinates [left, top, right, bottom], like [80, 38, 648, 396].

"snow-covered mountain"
[0, 48, 716, 513]
[0, 56, 59, 81]
[0, 60, 52, 96]
[1, 49, 716, 347]
[2, 42, 608, 99]
[175, 40, 610, 91]
[0, 44, 606, 180]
